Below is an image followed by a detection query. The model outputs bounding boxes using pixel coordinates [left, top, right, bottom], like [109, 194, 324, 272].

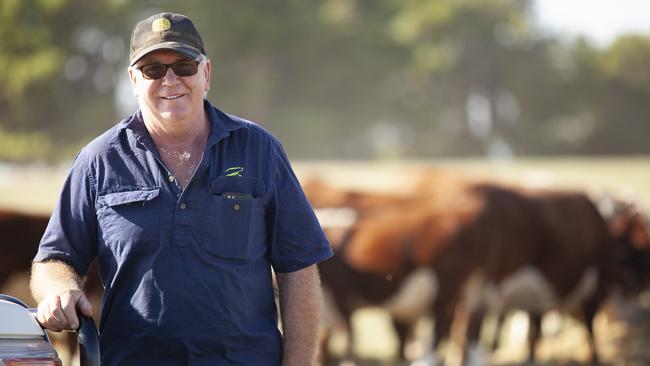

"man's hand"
[31, 260, 92, 332]
[36, 289, 93, 332]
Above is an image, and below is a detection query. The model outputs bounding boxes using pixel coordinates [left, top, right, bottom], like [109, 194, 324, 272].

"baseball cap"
[129, 12, 206, 66]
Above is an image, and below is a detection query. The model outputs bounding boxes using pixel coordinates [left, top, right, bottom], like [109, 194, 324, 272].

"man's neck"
[143, 112, 209, 149]
[143, 112, 210, 190]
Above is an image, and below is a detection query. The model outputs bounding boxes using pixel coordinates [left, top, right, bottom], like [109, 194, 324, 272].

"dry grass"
[2, 156, 649, 213]
[321, 298, 650, 365]
[294, 157, 650, 208]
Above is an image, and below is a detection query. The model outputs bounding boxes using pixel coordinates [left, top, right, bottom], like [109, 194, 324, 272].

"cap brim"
[130, 41, 201, 66]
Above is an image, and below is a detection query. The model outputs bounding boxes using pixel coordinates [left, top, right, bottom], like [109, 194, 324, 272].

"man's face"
[129, 49, 211, 126]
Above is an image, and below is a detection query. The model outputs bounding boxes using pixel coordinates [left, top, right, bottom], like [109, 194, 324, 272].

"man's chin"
[158, 110, 189, 122]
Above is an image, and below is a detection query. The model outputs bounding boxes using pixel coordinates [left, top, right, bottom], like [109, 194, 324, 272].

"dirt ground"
[321, 292, 650, 366]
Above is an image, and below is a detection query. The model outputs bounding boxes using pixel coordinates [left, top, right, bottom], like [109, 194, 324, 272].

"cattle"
[0, 209, 103, 364]
[460, 187, 618, 364]
[317, 208, 446, 364]
[463, 189, 650, 365]
[0, 208, 104, 302]
[418, 183, 551, 365]
[307, 175, 480, 364]
[309, 179, 548, 364]
[0, 210, 50, 288]
[307, 177, 650, 365]
[307, 179, 423, 363]
[598, 194, 650, 294]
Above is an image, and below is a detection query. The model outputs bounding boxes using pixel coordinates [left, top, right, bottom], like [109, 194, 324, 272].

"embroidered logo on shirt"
[225, 166, 244, 177]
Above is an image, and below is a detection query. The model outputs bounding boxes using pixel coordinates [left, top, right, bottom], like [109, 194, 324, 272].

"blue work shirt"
[34, 101, 332, 365]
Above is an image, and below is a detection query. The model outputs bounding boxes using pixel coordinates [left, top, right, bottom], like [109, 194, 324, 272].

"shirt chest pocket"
[97, 188, 161, 256]
[203, 176, 266, 261]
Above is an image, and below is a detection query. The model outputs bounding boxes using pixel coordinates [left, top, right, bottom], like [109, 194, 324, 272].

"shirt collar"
[119, 100, 247, 152]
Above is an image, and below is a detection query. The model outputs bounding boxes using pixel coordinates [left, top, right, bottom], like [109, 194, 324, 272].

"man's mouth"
[162, 94, 183, 100]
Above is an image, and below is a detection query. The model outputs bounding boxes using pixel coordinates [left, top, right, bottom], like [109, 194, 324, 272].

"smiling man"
[30, 12, 332, 366]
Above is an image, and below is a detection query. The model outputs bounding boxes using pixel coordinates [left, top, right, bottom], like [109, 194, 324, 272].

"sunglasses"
[137, 59, 202, 80]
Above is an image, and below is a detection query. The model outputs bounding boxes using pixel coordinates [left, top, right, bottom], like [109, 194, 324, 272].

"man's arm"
[276, 264, 323, 366]
[30, 260, 93, 331]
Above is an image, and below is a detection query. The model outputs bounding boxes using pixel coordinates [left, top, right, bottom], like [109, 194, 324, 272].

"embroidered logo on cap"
[152, 18, 171, 32]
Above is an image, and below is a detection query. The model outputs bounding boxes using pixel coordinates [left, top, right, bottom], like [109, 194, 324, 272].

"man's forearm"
[30, 260, 83, 303]
[30, 260, 93, 331]
[276, 264, 322, 366]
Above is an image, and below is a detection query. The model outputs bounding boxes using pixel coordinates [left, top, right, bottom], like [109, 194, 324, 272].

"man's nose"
[161, 67, 179, 84]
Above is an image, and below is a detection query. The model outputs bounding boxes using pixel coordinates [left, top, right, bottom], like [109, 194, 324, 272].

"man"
[30, 12, 332, 365]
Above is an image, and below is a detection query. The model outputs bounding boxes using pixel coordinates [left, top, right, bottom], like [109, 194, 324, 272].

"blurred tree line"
[1, 0, 649, 162]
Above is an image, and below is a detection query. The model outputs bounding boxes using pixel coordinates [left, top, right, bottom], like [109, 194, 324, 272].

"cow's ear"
[609, 214, 628, 240]
[630, 213, 650, 249]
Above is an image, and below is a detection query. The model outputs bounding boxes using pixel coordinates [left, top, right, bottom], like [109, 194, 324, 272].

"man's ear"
[128, 67, 139, 96]
[203, 59, 212, 94]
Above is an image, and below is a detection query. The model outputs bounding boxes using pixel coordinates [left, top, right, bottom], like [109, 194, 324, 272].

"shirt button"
[233, 203, 241, 211]
[180, 203, 187, 210]
[168, 175, 175, 183]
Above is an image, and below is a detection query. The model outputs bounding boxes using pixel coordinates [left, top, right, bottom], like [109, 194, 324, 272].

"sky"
[533, 0, 650, 47]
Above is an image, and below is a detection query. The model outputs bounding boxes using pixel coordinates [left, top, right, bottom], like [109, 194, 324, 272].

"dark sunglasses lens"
[172, 61, 199, 77]
[139, 61, 199, 79]
[141, 64, 167, 79]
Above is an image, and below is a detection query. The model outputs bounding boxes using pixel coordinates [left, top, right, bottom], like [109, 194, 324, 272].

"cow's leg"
[490, 311, 504, 352]
[583, 318, 599, 366]
[324, 305, 355, 365]
[463, 306, 489, 366]
[317, 326, 332, 366]
[430, 282, 460, 366]
[392, 319, 411, 361]
[527, 312, 542, 363]
[433, 294, 455, 350]
[342, 317, 357, 365]
[320, 318, 356, 366]
[583, 292, 605, 365]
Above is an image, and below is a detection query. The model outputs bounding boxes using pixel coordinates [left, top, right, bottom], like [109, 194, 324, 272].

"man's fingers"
[76, 293, 93, 317]
[35, 289, 94, 332]
[36, 303, 51, 329]
[60, 293, 80, 329]
[48, 295, 71, 327]
[38, 299, 63, 332]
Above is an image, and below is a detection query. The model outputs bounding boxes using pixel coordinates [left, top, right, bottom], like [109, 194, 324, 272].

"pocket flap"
[210, 176, 265, 197]
[100, 188, 160, 207]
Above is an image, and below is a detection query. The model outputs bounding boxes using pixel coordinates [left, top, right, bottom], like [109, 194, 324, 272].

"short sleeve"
[33, 152, 98, 277]
[268, 143, 332, 273]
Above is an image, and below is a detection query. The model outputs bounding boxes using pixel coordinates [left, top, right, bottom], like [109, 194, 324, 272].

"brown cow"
[436, 187, 650, 365]
[0, 209, 104, 300]
[417, 183, 550, 364]
[321, 183, 547, 364]
[460, 187, 620, 364]
[0, 210, 50, 289]
[313, 193, 431, 363]
[0, 209, 103, 362]
[307, 176, 480, 364]
[599, 195, 650, 294]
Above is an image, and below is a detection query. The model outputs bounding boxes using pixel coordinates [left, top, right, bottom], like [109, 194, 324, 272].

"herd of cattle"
[1, 167, 649, 365]
[305, 169, 650, 365]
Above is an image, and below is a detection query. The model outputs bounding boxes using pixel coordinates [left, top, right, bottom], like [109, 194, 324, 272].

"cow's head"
[603, 198, 650, 295]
